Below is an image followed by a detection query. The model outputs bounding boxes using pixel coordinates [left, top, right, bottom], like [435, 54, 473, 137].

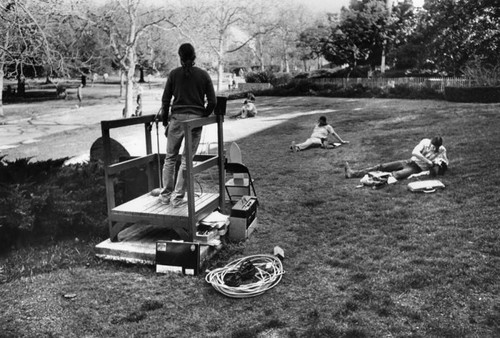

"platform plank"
[112, 192, 218, 217]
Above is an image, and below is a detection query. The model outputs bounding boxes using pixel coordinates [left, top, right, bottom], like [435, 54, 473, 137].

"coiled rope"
[205, 254, 285, 298]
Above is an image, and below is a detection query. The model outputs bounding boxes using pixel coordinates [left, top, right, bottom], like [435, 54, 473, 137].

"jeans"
[161, 113, 202, 200]
[297, 137, 322, 150]
[377, 160, 422, 180]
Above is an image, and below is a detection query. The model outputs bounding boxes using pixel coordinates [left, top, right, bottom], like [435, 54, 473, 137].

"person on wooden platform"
[159, 43, 217, 207]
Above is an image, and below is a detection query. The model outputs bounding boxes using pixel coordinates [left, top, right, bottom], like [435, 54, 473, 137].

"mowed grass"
[1, 97, 500, 337]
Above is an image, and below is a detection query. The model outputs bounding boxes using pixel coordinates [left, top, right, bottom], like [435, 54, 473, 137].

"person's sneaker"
[344, 162, 354, 178]
[159, 193, 171, 205]
[289, 141, 296, 152]
[170, 197, 187, 208]
[170, 194, 187, 208]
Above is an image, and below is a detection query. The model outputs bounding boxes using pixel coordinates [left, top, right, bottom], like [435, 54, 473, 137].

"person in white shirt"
[345, 136, 449, 180]
[290, 116, 348, 152]
[230, 100, 257, 119]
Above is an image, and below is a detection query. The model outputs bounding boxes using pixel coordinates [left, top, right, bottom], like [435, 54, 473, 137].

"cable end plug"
[273, 246, 285, 261]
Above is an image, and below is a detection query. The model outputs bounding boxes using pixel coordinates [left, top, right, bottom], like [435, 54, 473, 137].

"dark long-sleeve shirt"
[161, 66, 216, 119]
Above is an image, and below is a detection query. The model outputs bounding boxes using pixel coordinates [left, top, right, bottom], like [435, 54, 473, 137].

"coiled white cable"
[205, 254, 285, 298]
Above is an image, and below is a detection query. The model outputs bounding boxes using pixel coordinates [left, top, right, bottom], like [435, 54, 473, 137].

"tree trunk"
[381, 0, 393, 74]
[257, 37, 265, 72]
[217, 61, 224, 93]
[120, 70, 125, 97]
[217, 37, 224, 92]
[0, 68, 4, 117]
[124, 47, 136, 118]
[124, 70, 134, 118]
[139, 67, 145, 83]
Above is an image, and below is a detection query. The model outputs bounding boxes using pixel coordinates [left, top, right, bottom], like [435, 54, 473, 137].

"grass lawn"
[1, 96, 500, 337]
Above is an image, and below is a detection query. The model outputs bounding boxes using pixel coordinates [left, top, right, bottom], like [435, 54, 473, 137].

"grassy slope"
[1, 97, 500, 338]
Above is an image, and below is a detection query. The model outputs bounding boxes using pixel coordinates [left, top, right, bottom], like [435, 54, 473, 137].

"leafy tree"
[421, 0, 500, 75]
[296, 24, 331, 70]
[321, 1, 390, 71]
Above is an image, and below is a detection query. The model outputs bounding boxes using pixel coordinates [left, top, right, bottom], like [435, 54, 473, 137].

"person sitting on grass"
[230, 99, 257, 119]
[290, 116, 349, 152]
[345, 136, 449, 180]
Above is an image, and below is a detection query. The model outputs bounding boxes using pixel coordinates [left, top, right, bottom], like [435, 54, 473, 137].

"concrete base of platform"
[95, 224, 216, 268]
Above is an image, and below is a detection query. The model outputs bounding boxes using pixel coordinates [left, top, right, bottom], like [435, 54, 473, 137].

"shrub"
[462, 58, 500, 87]
[244, 71, 275, 84]
[270, 72, 292, 87]
[444, 86, 500, 103]
[0, 159, 108, 253]
[388, 84, 412, 98]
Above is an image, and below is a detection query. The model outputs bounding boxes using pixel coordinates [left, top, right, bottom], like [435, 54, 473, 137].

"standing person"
[77, 84, 83, 107]
[134, 83, 143, 116]
[92, 73, 98, 87]
[290, 116, 348, 152]
[345, 136, 449, 180]
[159, 43, 217, 207]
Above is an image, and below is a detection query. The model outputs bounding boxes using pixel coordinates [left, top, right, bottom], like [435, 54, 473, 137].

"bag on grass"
[407, 179, 445, 193]
[360, 171, 391, 189]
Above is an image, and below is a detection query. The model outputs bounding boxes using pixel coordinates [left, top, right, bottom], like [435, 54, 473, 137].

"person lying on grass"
[290, 115, 349, 152]
[345, 136, 449, 181]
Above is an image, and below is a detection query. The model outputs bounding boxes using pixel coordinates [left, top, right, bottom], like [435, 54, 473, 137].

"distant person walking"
[92, 73, 98, 87]
[159, 43, 217, 207]
[77, 84, 83, 107]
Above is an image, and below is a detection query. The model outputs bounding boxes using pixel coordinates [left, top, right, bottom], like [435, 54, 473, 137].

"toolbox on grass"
[229, 196, 258, 241]
[156, 241, 200, 276]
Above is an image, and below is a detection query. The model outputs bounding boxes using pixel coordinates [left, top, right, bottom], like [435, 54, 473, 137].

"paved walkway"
[1, 89, 346, 163]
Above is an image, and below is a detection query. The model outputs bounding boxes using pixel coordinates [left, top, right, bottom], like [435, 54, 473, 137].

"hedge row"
[444, 86, 500, 103]
[238, 80, 443, 100]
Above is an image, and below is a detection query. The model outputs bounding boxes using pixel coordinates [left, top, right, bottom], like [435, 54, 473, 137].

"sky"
[302, 0, 351, 14]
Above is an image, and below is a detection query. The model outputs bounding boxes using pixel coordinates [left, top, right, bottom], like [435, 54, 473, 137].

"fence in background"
[302, 77, 477, 93]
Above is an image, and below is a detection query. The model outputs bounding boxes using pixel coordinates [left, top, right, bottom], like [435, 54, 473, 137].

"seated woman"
[345, 136, 449, 180]
[290, 116, 348, 152]
[230, 100, 257, 119]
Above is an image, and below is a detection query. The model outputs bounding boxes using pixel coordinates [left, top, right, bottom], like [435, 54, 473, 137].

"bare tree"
[85, 0, 174, 117]
[180, 0, 278, 91]
[0, 0, 58, 117]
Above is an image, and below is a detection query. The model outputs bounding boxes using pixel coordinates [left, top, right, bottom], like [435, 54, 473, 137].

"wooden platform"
[95, 223, 216, 266]
[108, 192, 220, 241]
